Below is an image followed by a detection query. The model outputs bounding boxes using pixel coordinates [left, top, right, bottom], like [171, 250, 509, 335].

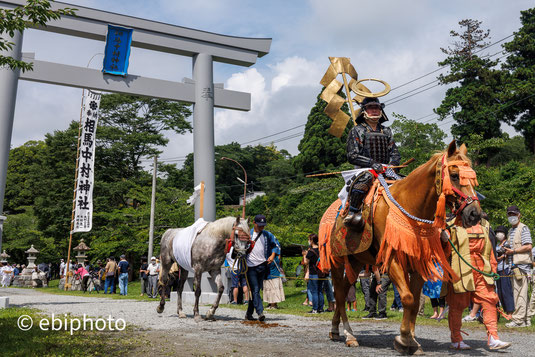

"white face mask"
[508, 216, 519, 226]
[496, 232, 506, 241]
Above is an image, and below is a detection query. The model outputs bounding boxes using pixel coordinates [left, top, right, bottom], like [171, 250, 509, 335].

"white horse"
[156, 216, 250, 321]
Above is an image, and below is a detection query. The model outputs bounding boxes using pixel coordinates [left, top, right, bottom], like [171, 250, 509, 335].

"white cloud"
[270, 56, 323, 93]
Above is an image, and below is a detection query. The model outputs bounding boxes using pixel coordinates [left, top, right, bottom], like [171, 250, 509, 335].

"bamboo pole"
[341, 73, 357, 125]
[148, 156, 157, 259]
[305, 158, 415, 178]
[65, 90, 86, 290]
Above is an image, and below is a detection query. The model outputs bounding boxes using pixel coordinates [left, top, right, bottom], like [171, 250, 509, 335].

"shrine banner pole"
[65, 89, 85, 290]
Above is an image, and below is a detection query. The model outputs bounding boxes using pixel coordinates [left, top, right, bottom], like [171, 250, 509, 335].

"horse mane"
[202, 216, 236, 239]
[402, 149, 472, 183]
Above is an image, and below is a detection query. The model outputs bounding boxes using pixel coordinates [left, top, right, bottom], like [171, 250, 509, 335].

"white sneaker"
[505, 321, 527, 328]
[488, 335, 511, 350]
[449, 341, 471, 350]
[462, 314, 477, 322]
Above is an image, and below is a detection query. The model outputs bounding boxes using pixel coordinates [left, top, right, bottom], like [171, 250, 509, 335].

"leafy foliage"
[502, 8, 535, 152]
[0, 0, 76, 71]
[390, 114, 446, 173]
[293, 91, 352, 174]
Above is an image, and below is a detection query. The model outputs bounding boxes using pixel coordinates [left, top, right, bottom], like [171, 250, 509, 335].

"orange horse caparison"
[322, 141, 481, 354]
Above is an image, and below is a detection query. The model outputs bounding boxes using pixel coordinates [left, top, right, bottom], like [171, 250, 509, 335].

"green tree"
[4, 140, 46, 213]
[176, 142, 286, 205]
[294, 90, 352, 174]
[95, 94, 192, 208]
[502, 8, 535, 152]
[1, 0, 76, 71]
[390, 114, 446, 171]
[97, 94, 192, 180]
[435, 19, 505, 142]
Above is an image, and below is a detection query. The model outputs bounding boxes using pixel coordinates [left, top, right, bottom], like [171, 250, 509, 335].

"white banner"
[72, 91, 101, 233]
[186, 183, 203, 206]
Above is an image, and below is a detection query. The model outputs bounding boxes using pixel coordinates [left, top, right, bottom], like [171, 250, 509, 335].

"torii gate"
[0, 0, 271, 252]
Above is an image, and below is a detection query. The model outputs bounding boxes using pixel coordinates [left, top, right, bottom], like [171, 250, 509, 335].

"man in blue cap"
[245, 214, 281, 321]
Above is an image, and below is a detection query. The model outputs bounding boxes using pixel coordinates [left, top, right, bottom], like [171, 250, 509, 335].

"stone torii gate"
[0, 0, 272, 252]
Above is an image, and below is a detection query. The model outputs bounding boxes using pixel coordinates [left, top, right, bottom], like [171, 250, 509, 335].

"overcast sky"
[10, 0, 534, 167]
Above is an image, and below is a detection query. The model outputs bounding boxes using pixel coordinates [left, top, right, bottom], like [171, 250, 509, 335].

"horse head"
[231, 216, 251, 256]
[440, 140, 482, 227]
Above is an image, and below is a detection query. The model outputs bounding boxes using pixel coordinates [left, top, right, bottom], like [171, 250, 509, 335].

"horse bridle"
[436, 153, 479, 218]
[230, 225, 252, 257]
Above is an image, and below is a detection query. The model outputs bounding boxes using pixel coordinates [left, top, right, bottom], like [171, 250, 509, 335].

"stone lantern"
[0, 249, 9, 262]
[73, 239, 90, 265]
[25, 245, 39, 269]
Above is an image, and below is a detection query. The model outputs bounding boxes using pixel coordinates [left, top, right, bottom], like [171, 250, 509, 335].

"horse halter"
[436, 153, 479, 217]
[228, 225, 252, 256]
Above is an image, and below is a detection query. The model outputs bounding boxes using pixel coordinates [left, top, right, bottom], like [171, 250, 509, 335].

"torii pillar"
[193, 53, 215, 221]
[0, 30, 22, 253]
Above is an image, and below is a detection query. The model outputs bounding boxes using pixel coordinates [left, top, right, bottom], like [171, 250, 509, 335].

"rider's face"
[364, 104, 382, 118]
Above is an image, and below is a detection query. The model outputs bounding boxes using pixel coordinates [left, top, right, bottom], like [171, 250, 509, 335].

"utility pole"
[148, 156, 157, 259]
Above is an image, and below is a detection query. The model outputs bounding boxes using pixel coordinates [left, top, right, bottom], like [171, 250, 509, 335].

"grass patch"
[0, 307, 144, 356]
[29, 279, 154, 301]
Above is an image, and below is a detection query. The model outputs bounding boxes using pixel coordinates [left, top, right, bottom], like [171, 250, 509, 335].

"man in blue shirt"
[117, 255, 130, 296]
[245, 214, 280, 321]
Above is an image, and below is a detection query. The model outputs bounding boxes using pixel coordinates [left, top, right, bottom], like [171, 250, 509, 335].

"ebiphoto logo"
[17, 314, 126, 335]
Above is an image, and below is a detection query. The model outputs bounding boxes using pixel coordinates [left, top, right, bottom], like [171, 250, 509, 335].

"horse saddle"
[328, 182, 379, 257]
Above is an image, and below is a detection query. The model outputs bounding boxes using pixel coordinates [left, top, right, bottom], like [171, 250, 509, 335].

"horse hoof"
[329, 332, 341, 341]
[205, 315, 216, 321]
[394, 336, 424, 355]
[346, 339, 359, 347]
[178, 312, 187, 319]
[194, 315, 202, 323]
[156, 305, 164, 314]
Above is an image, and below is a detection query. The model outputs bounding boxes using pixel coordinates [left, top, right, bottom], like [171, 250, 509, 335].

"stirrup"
[343, 211, 365, 232]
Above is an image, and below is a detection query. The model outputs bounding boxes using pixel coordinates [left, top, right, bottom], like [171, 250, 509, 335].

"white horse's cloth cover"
[172, 218, 209, 273]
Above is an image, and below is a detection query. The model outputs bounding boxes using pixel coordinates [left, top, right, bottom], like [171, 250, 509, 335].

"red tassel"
[433, 193, 446, 228]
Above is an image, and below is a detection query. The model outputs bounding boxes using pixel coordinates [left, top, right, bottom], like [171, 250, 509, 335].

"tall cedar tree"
[435, 19, 505, 142]
[294, 90, 352, 174]
[502, 8, 535, 152]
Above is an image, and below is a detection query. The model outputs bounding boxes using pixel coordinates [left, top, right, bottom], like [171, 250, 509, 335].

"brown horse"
[327, 141, 481, 354]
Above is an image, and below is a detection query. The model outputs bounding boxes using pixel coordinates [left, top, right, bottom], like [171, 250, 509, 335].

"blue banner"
[102, 25, 133, 76]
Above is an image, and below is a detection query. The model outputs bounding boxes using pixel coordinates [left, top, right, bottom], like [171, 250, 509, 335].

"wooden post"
[65, 90, 85, 290]
[199, 181, 205, 219]
[341, 73, 357, 125]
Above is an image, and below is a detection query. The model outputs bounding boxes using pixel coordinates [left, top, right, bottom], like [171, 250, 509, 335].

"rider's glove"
[371, 162, 385, 174]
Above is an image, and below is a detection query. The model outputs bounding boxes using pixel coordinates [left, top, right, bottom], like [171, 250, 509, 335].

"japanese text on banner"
[73, 91, 101, 233]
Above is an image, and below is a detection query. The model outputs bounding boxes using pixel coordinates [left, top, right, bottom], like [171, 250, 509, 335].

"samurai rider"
[344, 97, 401, 230]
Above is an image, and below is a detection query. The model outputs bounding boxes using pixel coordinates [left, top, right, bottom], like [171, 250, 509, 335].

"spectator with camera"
[502, 206, 533, 328]
[495, 225, 515, 314]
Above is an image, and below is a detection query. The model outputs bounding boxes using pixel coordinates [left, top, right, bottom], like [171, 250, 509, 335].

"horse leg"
[156, 259, 173, 314]
[193, 270, 203, 322]
[176, 267, 189, 318]
[388, 259, 425, 355]
[331, 263, 358, 347]
[205, 268, 224, 321]
[329, 264, 343, 341]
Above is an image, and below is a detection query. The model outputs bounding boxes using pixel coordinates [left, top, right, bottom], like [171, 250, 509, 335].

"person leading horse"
[344, 97, 401, 229]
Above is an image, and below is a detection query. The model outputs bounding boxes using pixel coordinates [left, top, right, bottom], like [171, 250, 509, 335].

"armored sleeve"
[384, 127, 401, 166]
[347, 126, 374, 167]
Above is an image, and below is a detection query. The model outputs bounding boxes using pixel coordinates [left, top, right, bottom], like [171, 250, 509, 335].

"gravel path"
[3, 288, 535, 356]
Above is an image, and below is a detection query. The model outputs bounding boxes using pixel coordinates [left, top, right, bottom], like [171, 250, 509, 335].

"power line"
[389, 34, 514, 92]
